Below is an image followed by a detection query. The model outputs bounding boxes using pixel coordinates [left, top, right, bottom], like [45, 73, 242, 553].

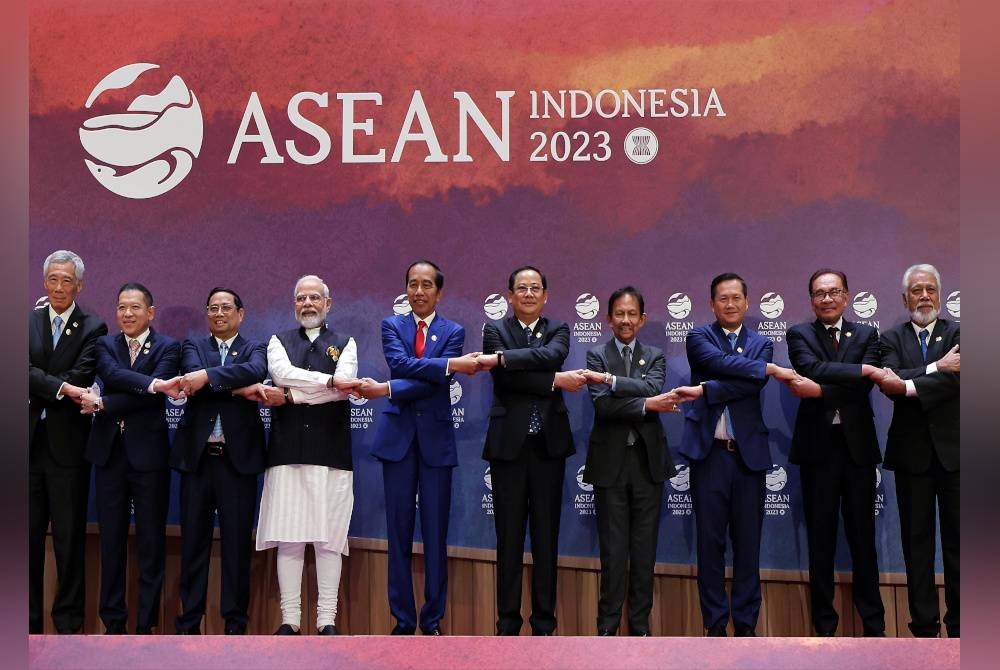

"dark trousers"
[94, 436, 169, 631]
[895, 453, 960, 637]
[690, 443, 765, 631]
[594, 440, 663, 635]
[490, 434, 565, 635]
[28, 420, 90, 633]
[176, 449, 258, 632]
[382, 442, 454, 633]
[800, 427, 885, 636]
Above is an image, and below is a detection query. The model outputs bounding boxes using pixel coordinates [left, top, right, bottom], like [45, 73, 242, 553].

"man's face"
[810, 273, 849, 325]
[45, 261, 82, 313]
[406, 264, 441, 319]
[117, 289, 155, 338]
[207, 291, 244, 341]
[608, 293, 646, 345]
[711, 279, 748, 330]
[294, 279, 331, 329]
[508, 270, 547, 324]
[904, 270, 940, 327]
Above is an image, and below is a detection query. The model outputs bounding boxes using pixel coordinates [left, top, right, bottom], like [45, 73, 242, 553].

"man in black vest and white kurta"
[255, 274, 358, 635]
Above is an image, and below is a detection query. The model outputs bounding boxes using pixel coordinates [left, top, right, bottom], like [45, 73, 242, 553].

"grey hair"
[901, 264, 941, 293]
[294, 274, 330, 299]
[43, 250, 85, 281]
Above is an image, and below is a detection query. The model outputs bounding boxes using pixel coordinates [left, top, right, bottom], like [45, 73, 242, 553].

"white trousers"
[276, 542, 343, 629]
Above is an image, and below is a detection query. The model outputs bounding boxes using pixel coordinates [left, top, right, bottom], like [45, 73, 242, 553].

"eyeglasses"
[513, 284, 544, 295]
[295, 293, 325, 304]
[206, 304, 236, 315]
[810, 288, 847, 300]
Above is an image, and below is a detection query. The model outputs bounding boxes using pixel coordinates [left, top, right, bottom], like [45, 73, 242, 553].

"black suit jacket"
[583, 339, 674, 487]
[880, 319, 960, 474]
[85, 329, 180, 472]
[786, 319, 882, 466]
[482, 316, 574, 460]
[170, 334, 268, 475]
[28, 304, 108, 467]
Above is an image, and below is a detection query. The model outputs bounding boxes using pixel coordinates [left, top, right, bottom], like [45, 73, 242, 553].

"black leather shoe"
[734, 626, 757, 637]
[629, 630, 650, 637]
[274, 623, 301, 635]
[225, 622, 247, 635]
[391, 624, 415, 635]
[176, 626, 201, 635]
[597, 629, 616, 636]
[135, 626, 154, 635]
[706, 624, 727, 637]
[104, 621, 127, 635]
[815, 630, 835, 637]
[56, 627, 82, 635]
[318, 625, 338, 635]
[863, 630, 886, 638]
[531, 630, 553, 636]
[421, 627, 441, 636]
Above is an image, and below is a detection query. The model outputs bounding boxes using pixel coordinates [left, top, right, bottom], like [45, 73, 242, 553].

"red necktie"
[415, 320, 427, 357]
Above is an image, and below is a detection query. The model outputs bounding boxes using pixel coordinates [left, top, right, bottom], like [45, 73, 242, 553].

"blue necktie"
[525, 327, 542, 434]
[52, 315, 63, 348]
[918, 329, 928, 362]
[211, 342, 228, 439]
[723, 332, 738, 437]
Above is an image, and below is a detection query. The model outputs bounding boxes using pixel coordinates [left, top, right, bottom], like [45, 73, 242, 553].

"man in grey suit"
[876, 263, 959, 638]
[583, 286, 681, 637]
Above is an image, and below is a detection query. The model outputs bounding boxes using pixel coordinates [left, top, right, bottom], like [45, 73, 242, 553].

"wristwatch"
[282, 386, 291, 402]
[495, 351, 503, 367]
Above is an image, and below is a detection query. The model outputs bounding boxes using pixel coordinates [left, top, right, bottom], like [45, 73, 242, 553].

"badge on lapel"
[736, 347, 743, 353]
[431, 334, 438, 342]
[327, 346, 340, 362]
[845, 331, 852, 338]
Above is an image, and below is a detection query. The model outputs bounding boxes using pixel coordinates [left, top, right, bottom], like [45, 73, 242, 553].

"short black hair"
[206, 287, 244, 310]
[118, 282, 154, 307]
[607, 286, 645, 316]
[508, 265, 547, 291]
[405, 260, 444, 290]
[710, 273, 747, 300]
[807, 268, 848, 296]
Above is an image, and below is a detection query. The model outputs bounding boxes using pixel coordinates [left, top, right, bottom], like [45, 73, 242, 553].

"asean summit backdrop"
[28, 0, 959, 573]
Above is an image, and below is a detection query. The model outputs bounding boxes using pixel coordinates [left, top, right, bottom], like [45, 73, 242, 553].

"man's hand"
[786, 374, 822, 398]
[876, 367, 907, 396]
[449, 353, 482, 375]
[232, 383, 269, 402]
[581, 369, 610, 385]
[153, 376, 186, 400]
[670, 385, 705, 402]
[474, 352, 500, 371]
[766, 363, 797, 383]
[60, 383, 90, 405]
[936, 345, 960, 373]
[553, 370, 588, 392]
[181, 369, 210, 397]
[355, 377, 390, 399]
[861, 364, 885, 383]
[332, 377, 362, 393]
[259, 385, 287, 407]
[644, 391, 682, 413]
[78, 390, 101, 415]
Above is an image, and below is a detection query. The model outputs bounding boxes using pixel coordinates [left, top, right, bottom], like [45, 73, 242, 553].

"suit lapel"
[504, 316, 528, 348]
[603, 340, 625, 377]
[229, 334, 245, 363]
[630, 341, 648, 378]
[925, 320, 948, 361]
[901, 324, 925, 367]
[423, 317, 446, 358]
[35, 308, 53, 358]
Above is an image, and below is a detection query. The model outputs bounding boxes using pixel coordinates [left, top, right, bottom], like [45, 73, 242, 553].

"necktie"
[828, 326, 840, 352]
[525, 326, 542, 434]
[919, 329, 928, 361]
[211, 342, 228, 439]
[128, 338, 141, 365]
[415, 320, 427, 358]
[724, 332, 738, 437]
[52, 315, 63, 348]
[622, 345, 632, 377]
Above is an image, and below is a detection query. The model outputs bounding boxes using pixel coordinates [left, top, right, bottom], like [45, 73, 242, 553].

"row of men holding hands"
[29, 252, 957, 639]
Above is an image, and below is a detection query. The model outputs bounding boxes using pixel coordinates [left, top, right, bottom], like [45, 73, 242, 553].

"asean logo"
[666, 293, 692, 319]
[348, 394, 369, 406]
[946, 290, 960, 318]
[576, 466, 593, 492]
[449, 379, 463, 406]
[484, 466, 493, 491]
[575, 293, 600, 320]
[875, 467, 882, 489]
[668, 464, 690, 492]
[623, 127, 658, 165]
[80, 63, 203, 199]
[852, 291, 878, 318]
[759, 293, 784, 319]
[765, 465, 788, 492]
[484, 293, 508, 320]
[392, 294, 412, 316]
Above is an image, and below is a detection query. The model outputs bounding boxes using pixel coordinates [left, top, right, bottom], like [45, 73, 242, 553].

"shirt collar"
[911, 319, 937, 336]
[823, 317, 844, 332]
[721, 324, 743, 339]
[413, 312, 436, 329]
[614, 337, 637, 355]
[215, 333, 238, 348]
[127, 328, 151, 347]
[48, 302, 75, 325]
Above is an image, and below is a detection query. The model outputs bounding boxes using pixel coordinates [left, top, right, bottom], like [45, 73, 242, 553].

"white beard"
[298, 313, 325, 329]
[910, 306, 939, 328]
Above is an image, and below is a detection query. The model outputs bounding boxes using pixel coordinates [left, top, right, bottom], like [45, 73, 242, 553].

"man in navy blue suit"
[672, 273, 795, 637]
[351, 261, 481, 635]
[171, 287, 269, 635]
[80, 282, 182, 634]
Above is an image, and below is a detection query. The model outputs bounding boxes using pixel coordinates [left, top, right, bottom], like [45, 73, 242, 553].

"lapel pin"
[638, 359, 646, 366]
[737, 347, 744, 353]
[536, 332, 542, 339]
[431, 334, 438, 342]
[65, 328, 72, 335]
[72, 321, 79, 328]
[327, 346, 341, 362]
[935, 336, 942, 342]
[845, 331, 852, 338]
[232, 351, 238, 357]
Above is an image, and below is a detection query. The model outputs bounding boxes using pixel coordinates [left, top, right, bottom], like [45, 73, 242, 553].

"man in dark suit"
[672, 273, 795, 637]
[876, 263, 959, 638]
[354, 260, 481, 635]
[475, 265, 593, 635]
[583, 286, 681, 637]
[29, 250, 108, 634]
[784, 269, 887, 637]
[79, 282, 181, 634]
[170, 287, 268, 635]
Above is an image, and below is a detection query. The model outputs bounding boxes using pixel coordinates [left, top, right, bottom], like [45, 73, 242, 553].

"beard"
[297, 312, 325, 329]
[910, 306, 939, 327]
